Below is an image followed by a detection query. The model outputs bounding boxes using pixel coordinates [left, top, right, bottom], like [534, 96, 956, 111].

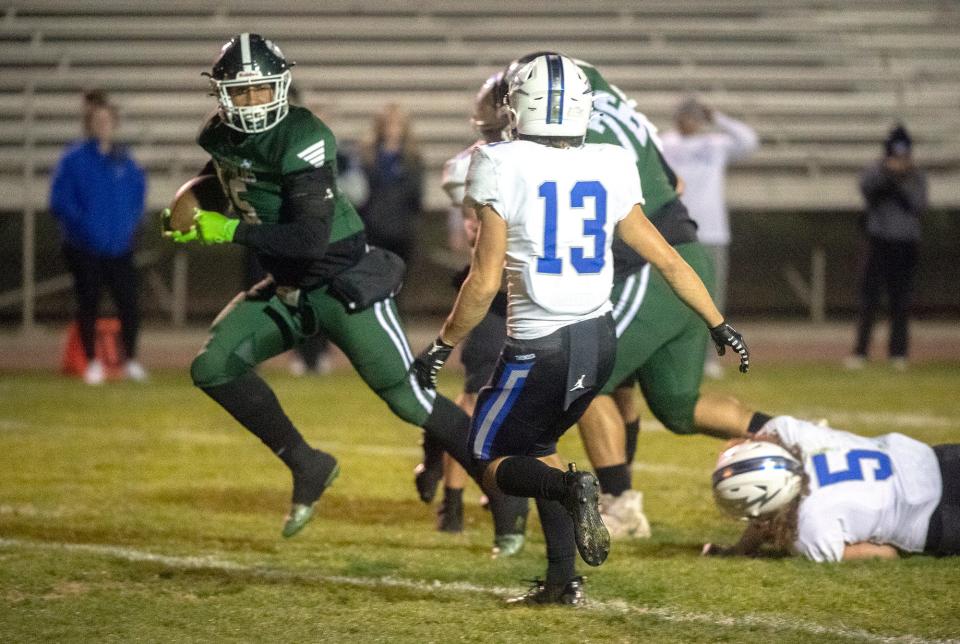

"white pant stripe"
[472, 367, 531, 458]
[612, 274, 638, 321]
[615, 265, 651, 338]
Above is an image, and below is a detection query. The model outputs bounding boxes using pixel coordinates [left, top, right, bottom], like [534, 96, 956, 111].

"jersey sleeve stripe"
[298, 140, 325, 157]
[300, 150, 326, 165]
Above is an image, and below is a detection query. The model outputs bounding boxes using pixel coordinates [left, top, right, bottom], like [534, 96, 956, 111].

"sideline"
[0, 537, 951, 644]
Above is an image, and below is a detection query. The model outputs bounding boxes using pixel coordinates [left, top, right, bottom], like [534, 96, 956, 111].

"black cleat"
[505, 576, 586, 607]
[560, 463, 610, 566]
[436, 493, 464, 533]
[414, 433, 445, 503]
[282, 450, 339, 538]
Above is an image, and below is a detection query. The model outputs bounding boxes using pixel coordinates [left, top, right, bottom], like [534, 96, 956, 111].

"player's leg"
[476, 316, 616, 603]
[926, 444, 960, 556]
[612, 378, 641, 465]
[308, 290, 481, 484]
[190, 282, 338, 537]
[434, 392, 473, 533]
[885, 241, 918, 363]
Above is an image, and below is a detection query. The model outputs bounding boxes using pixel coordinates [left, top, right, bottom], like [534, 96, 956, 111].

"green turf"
[1, 364, 959, 643]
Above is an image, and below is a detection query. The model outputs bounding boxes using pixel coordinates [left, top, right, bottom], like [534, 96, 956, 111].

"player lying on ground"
[162, 33, 484, 538]
[414, 54, 748, 605]
[705, 416, 960, 561]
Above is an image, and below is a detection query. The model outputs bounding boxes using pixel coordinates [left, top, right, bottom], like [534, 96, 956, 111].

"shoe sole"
[566, 474, 610, 566]
[281, 461, 340, 538]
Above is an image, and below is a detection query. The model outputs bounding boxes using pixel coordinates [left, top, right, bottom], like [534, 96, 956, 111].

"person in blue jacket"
[49, 91, 148, 384]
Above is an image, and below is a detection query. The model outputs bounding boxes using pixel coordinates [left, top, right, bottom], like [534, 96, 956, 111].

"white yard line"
[0, 538, 952, 644]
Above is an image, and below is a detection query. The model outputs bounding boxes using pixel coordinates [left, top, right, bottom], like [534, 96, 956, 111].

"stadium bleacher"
[1, 0, 959, 211]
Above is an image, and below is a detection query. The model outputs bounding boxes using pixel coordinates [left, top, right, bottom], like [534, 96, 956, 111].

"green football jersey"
[197, 105, 364, 244]
[579, 63, 678, 218]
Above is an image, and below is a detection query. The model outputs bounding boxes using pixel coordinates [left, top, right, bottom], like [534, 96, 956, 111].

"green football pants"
[601, 242, 715, 434]
[191, 286, 436, 426]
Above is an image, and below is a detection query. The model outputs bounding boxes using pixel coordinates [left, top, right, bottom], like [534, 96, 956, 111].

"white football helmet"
[505, 53, 592, 139]
[712, 441, 804, 519]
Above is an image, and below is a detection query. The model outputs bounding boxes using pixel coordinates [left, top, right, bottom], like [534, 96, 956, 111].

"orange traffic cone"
[62, 317, 126, 379]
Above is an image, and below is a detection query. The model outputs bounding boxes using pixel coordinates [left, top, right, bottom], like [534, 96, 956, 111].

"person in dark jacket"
[49, 92, 148, 384]
[846, 124, 928, 371]
[359, 104, 423, 265]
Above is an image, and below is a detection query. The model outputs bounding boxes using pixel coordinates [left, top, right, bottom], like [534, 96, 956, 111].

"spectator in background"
[49, 90, 148, 385]
[360, 104, 424, 265]
[846, 124, 927, 371]
[661, 98, 758, 379]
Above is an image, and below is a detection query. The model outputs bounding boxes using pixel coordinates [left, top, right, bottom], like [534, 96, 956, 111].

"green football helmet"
[208, 33, 293, 133]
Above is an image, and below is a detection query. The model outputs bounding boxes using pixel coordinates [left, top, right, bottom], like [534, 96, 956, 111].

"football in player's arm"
[705, 416, 960, 562]
[161, 32, 488, 540]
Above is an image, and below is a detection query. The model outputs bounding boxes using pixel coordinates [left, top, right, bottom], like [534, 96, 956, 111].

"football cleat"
[505, 576, 586, 607]
[560, 464, 610, 566]
[414, 433, 444, 503]
[491, 533, 525, 558]
[282, 451, 339, 538]
[599, 490, 652, 539]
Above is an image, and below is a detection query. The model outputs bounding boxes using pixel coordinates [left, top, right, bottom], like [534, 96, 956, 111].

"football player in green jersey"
[164, 33, 481, 538]
[576, 60, 769, 536]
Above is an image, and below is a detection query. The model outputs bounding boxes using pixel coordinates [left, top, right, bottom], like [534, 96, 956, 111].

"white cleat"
[599, 490, 651, 539]
[83, 359, 105, 386]
[124, 360, 149, 382]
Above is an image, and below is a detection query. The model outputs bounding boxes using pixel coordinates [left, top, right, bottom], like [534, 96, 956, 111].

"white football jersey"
[441, 141, 479, 207]
[465, 140, 643, 339]
[758, 416, 942, 562]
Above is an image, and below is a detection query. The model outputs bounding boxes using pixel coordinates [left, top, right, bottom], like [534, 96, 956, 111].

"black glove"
[709, 321, 750, 373]
[413, 337, 454, 389]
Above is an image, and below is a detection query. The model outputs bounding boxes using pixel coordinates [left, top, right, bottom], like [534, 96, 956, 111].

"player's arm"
[413, 205, 505, 389]
[842, 542, 899, 561]
[703, 520, 775, 557]
[618, 205, 722, 326]
[441, 204, 505, 345]
[617, 205, 749, 372]
[195, 164, 335, 259]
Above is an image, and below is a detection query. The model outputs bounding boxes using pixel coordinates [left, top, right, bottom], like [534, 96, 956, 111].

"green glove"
[194, 209, 239, 245]
[161, 208, 198, 243]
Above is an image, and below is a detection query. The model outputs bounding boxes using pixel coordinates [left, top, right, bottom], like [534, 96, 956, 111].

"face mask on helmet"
[208, 33, 293, 134]
[505, 53, 592, 139]
[712, 441, 804, 519]
[471, 71, 510, 141]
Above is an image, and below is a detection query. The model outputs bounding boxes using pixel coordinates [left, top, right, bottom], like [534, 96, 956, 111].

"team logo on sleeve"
[296, 140, 326, 167]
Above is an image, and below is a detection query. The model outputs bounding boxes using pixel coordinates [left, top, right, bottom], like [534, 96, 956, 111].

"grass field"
[1, 363, 959, 643]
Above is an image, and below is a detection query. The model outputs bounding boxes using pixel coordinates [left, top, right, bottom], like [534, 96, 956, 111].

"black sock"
[495, 456, 567, 501]
[487, 487, 530, 536]
[624, 418, 640, 464]
[421, 431, 444, 471]
[422, 396, 482, 482]
[596, 464, 631, 497]
[536, 498, 577, 588]
[747, 412, 773, 435]
[200, 371, 313, 472]
[442, 486, 464, 507]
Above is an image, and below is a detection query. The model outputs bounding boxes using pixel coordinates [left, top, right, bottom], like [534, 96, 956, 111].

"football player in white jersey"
[413, 54, 748, 605]
[420, 72, 530, 554]
[705, 416, 960, 561]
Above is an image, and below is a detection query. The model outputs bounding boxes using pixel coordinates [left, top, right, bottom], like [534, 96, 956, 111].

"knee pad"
[647, 391, 699, 435]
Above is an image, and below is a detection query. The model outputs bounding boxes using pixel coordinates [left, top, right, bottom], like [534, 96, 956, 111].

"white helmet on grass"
[505, 53, 592, 139]
[712, 441, 803, 519]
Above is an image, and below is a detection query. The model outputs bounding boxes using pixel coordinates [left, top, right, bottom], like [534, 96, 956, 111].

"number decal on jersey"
[215, 162, 260, 223]
[812, 449, 893, 487]
[536, 180, 608, 275]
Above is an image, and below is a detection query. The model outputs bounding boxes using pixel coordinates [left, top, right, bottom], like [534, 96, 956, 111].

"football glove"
[709, 321, 750, 373]
[194, 209, 239, 245]
[161, 208, 198, 243]
[413, 337, 454, 389]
